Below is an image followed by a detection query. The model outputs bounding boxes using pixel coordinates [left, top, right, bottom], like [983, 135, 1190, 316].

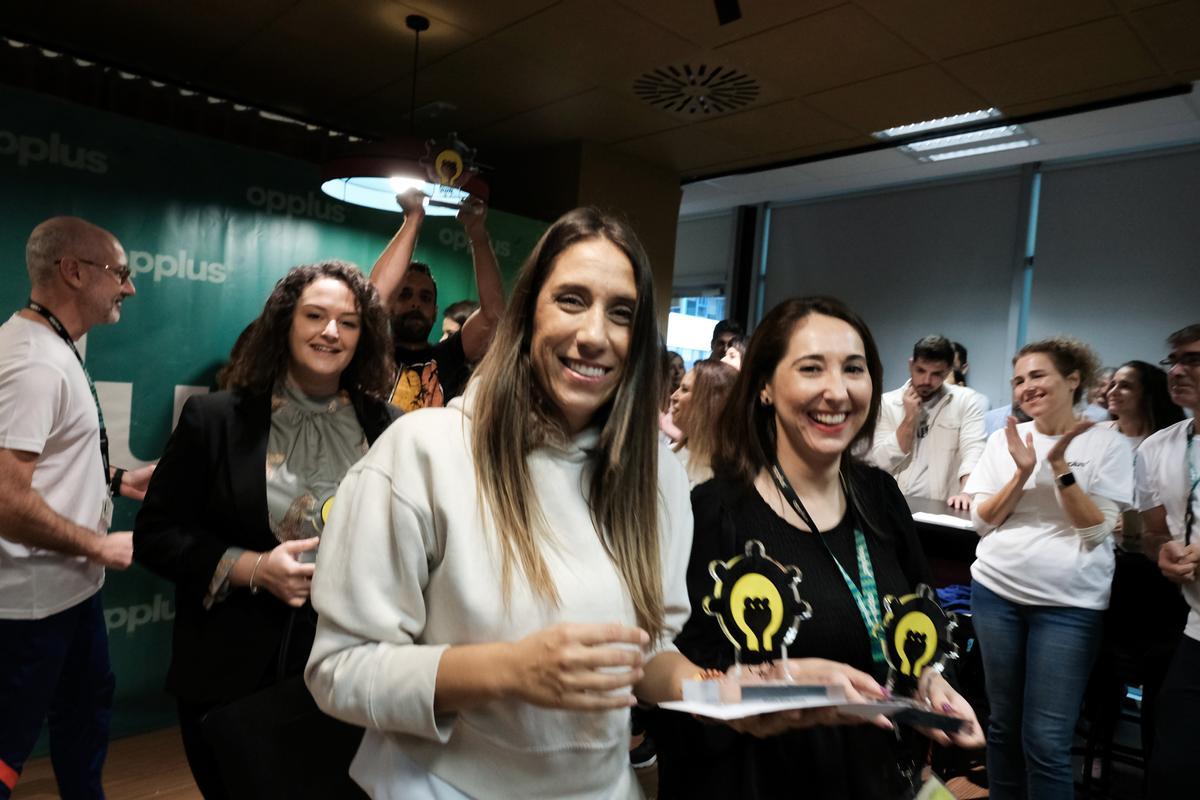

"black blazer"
[133, 389, 397, 704]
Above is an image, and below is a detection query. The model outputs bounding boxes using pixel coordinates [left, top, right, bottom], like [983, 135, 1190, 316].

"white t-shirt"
[0, 314, 107, 619]
[1099, 419, 1147, 450]
[965, 421, 1133, 610]
[1135, 419, 1200, 642]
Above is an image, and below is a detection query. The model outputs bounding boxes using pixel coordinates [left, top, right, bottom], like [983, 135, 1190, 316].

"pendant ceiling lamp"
[320, 15, 486, 216]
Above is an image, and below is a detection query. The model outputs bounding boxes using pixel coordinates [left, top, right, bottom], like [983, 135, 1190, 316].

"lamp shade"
[320, 140, 488, 217]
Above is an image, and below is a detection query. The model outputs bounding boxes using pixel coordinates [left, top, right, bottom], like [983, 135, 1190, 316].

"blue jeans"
[0, 592, 114, 799]
[970, 580, 1103, 800]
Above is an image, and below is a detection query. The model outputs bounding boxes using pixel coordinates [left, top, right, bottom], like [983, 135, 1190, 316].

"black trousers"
[177, 699, 228, 800]
[1147, 634, 1200, 798]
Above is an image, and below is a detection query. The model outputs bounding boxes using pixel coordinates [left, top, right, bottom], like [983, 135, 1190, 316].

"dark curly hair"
[221, 260, 394, 399]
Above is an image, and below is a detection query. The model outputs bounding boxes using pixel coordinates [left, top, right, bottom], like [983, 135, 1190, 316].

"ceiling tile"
[805, 65, 986, 133]
[854, 0, 1115, 59]
[942, 18, 1162, 107]
[612, 126, 753, 173]
[692, 100, 859, 151]
[714, 5, 927, 95]
[337, 38, 591, 135]
[3, 1, 297, 85]
[617, 0, 845, 48]
[487, 0, 699, 87]
[1026, 91, 1200, 142]
[470, 88, 686, 149]
[682, 135, 869, 177]
[213, 1, 478, 117]
[1001, 76, 1188, 119]
[1129, 0, 1200, 74]
[399, 0, 559, 38]
[1111, 0, 1178, 10]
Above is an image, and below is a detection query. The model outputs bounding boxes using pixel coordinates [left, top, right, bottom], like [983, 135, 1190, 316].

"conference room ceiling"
[4, 0, 1200, 182]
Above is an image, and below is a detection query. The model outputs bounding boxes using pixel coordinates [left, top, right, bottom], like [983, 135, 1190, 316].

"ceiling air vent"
[634, 64, 759, 115]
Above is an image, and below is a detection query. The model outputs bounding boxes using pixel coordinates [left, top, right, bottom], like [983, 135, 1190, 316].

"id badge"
[100, 493, 114, 532]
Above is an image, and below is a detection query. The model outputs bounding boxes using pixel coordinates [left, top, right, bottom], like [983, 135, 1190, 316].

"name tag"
[100, 493, 114, 532]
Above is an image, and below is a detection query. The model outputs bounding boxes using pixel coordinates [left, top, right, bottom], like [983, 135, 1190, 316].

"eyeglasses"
[58, 257, 132, 285]
[1159, 353, 1200, 369]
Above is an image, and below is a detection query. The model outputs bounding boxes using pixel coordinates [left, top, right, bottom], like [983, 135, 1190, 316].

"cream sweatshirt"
[305, 393, 693, 799]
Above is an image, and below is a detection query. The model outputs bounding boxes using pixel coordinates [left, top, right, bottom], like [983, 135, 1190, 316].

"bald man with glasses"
[0, 216, 151, 799]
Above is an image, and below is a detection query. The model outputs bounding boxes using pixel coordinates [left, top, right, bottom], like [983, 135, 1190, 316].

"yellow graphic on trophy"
[703, 540, 811, 658]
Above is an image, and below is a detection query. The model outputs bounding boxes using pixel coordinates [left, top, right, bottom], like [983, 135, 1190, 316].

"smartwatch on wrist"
[1054, 470, 1076, 490]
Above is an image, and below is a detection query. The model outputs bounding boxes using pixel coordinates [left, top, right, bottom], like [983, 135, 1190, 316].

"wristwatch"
[109, 467, 125, 497]
[1054, 470, 1076, 490]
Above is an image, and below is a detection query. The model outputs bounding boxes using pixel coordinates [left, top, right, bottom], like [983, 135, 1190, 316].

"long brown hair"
[675, 359, 738, 483]
[222, 261, 394, 399]
[470, 208, 666, 640]
[713, 297, 889, 538]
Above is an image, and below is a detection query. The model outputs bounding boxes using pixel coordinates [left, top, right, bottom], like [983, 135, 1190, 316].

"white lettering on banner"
[0, 129, 108, 174]
[436, 226, 512, 258]
[95, 382, 211, 470]
[128, 249, 228, 284]
[245, 185, 347, 223]
[105, 593, 175, 635]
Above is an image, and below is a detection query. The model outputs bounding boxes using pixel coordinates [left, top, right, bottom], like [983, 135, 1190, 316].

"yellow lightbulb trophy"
[878, 585, 959, 696]
[421, 133, 480, 211]
[702, 540, 812, 674]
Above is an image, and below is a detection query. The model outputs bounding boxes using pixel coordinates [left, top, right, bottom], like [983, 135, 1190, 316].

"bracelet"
[248, 552, 266, 595]
[109, 467, 125, 497]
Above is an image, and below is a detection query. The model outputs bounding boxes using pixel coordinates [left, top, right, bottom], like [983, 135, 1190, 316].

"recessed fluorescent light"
[920, 139, 1038, 162]
[873, 108, 1002, 139]
[901, 125, 1020, 153]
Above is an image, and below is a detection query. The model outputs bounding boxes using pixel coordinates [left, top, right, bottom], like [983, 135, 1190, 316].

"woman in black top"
[654, 296, 982, 799]
[134, 261, 397, 799]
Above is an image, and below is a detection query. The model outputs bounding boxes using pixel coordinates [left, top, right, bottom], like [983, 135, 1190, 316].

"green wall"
[0, 84, 546, 743]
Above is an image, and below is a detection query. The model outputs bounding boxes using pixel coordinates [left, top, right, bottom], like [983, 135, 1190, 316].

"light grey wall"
[1029, 145, 1200, 369]
[674, 211, 735, 289]
[762, 174, 1024, 406]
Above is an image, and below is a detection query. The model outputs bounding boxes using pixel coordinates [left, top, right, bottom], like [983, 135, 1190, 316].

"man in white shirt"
[0, 217, 146, 799]
[1137, 323, 1200, 798]
[869, 335, 985, 509]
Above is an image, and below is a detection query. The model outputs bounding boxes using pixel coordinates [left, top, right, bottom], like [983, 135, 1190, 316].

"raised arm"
[456, 198, 504, 361]
[368, 189, 427, 308]
[975, 418, 1035, 528]
[869, 392, 918, 471]
[1045, 421, 1106, 530]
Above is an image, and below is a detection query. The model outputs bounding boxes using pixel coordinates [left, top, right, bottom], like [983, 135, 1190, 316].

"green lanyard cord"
[768, 460, 886, 665]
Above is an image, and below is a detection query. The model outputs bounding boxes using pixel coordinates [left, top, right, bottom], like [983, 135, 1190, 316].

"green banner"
[0, 84, 545, 744]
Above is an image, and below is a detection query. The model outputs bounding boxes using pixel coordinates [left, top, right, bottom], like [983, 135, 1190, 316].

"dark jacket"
[133, 389, 397, 704]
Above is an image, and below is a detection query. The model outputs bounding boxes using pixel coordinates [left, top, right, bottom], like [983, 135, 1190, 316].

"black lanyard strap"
[1185, 423, 1197, 546]
[767, 459, 886, 664]
[26, 299, 111, 488]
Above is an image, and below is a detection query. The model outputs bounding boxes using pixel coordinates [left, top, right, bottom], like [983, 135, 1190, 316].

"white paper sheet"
[659, 697, 920, 722]
[911, 511, 976, 531]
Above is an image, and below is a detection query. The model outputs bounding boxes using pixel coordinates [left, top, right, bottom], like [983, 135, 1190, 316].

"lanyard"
[768, 460, 886, 664]
[25, 300, 111, 489]
[1186, 423, 1198, 546]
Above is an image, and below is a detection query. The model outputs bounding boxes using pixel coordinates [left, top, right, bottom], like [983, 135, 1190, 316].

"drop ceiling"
[4, 0, 1200, 190]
